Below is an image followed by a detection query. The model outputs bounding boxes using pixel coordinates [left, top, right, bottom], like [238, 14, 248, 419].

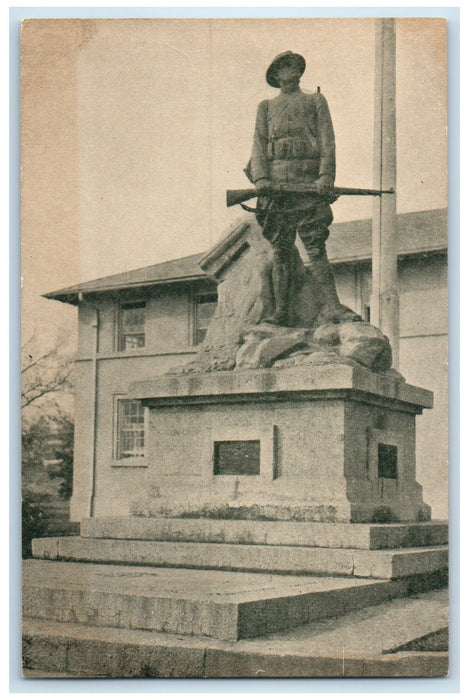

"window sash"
[116, 399, 145, 459]
[121, 333, 145, 350]
[119, 301, 146, 350]
[194, 293, 217, 345]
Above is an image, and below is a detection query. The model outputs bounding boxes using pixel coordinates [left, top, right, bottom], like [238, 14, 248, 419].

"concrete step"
[22, 587, 448, 677]
[32, 535, 448, 580]
[81, 517, 448, 550]
[23, 559, 429, 642]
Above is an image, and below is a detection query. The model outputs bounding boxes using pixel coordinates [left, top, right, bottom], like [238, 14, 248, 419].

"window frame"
[117, 299, 147, 352]
[192, 289, 218, 346]
[355, 263, 372, 323]
[111, 395, 148, 468]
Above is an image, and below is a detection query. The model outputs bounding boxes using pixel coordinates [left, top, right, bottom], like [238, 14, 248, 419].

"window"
[115, 399, 145, 460]
[119, 301, 145, 350]
[194, 292, 217, 345]
[356, 265, 371, 323]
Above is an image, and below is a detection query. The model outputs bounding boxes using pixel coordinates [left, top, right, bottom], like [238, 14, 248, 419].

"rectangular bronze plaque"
[213, 440, 261, 475]
[378, 443, 398, 479]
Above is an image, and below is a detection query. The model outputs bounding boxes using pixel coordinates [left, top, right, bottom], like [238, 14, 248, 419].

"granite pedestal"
[129, 363, 432, 523]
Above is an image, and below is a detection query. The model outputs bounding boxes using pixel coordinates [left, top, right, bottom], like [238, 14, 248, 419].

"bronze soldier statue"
[246, 51, 361, 326]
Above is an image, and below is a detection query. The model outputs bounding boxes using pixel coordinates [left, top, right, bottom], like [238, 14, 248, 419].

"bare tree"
[21, 332, 75, 415]
[21, 331, 78, 556]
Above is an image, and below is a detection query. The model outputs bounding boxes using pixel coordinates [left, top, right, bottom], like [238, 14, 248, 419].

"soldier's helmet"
[266, 51, 306, 88]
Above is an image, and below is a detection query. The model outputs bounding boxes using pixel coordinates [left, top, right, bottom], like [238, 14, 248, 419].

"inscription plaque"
[378, 443, 398, 479]
[213, 440, 261, 475]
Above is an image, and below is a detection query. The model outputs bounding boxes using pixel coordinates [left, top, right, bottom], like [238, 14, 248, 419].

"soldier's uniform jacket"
[248, 90, 336, 187]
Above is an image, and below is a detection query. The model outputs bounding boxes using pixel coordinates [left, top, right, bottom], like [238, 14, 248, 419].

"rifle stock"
[226, 185, 394, 207]
[226, 189, 260, 207]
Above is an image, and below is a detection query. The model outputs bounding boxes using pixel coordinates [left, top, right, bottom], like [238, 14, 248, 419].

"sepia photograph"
[20, 16, 449, 679]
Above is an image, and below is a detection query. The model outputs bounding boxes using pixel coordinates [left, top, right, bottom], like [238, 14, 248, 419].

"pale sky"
[21, 17, 447, 345]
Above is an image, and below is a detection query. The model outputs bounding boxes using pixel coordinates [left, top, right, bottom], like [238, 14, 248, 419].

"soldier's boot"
[286, 275, 303, 328]
[307, 246, 362, 323]
[264, 260, 290, 326]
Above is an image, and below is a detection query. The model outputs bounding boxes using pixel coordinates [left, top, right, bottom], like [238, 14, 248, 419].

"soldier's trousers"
[258, 198, 341, 311]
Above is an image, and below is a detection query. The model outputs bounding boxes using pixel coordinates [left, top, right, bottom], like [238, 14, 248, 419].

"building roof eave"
[42, 272, 208, 305]
[329, 244, 447, 266]
[43, 208, 447, 306]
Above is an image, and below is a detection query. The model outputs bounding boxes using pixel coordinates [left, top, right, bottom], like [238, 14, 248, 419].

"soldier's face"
[276, 66, 301, 93]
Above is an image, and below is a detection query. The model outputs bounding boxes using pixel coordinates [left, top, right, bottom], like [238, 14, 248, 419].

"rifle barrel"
[226, 185, 394, 207]
[334, 186, 394, 196]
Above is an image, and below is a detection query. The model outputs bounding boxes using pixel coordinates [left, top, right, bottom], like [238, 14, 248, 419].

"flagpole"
[371, 18, 399, 369]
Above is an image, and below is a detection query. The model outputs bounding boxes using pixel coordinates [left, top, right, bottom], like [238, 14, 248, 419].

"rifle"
[226, 184, 394, 208]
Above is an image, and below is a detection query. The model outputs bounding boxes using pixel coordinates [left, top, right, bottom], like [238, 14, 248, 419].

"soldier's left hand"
[314, 176, 334, 198]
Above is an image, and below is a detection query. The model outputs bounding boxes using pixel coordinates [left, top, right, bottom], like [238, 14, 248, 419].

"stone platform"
[25, 515, 448, 677]
[23, 583, 448, 677]
[81, 516, 448, 549]
[32, 536, 447, 580]
[23, 560, 414, 641]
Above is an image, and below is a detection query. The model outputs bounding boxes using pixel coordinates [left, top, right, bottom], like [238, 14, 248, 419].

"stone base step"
[32, 536, 448, 580]
[22, 587, 448, 677]
[24, 560, 415, 641]
[81, 517, 448, 550]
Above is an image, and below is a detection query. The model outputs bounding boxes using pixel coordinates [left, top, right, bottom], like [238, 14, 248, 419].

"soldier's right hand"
[255, 179, 272, 194]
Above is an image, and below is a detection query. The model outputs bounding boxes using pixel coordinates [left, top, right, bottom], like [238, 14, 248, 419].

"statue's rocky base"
[235, 320, 394, 373]
[129, 362, 432, 524]
[173, 216, 394, 375]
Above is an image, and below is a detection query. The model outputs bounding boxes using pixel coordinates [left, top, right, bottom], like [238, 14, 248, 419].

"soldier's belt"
[267, 137, 318, 160]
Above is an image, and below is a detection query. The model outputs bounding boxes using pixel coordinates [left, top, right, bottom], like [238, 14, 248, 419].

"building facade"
[45, 209, 448, 521]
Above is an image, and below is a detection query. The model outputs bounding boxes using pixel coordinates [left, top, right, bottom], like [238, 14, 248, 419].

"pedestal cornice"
[129, 364, 433, 413]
